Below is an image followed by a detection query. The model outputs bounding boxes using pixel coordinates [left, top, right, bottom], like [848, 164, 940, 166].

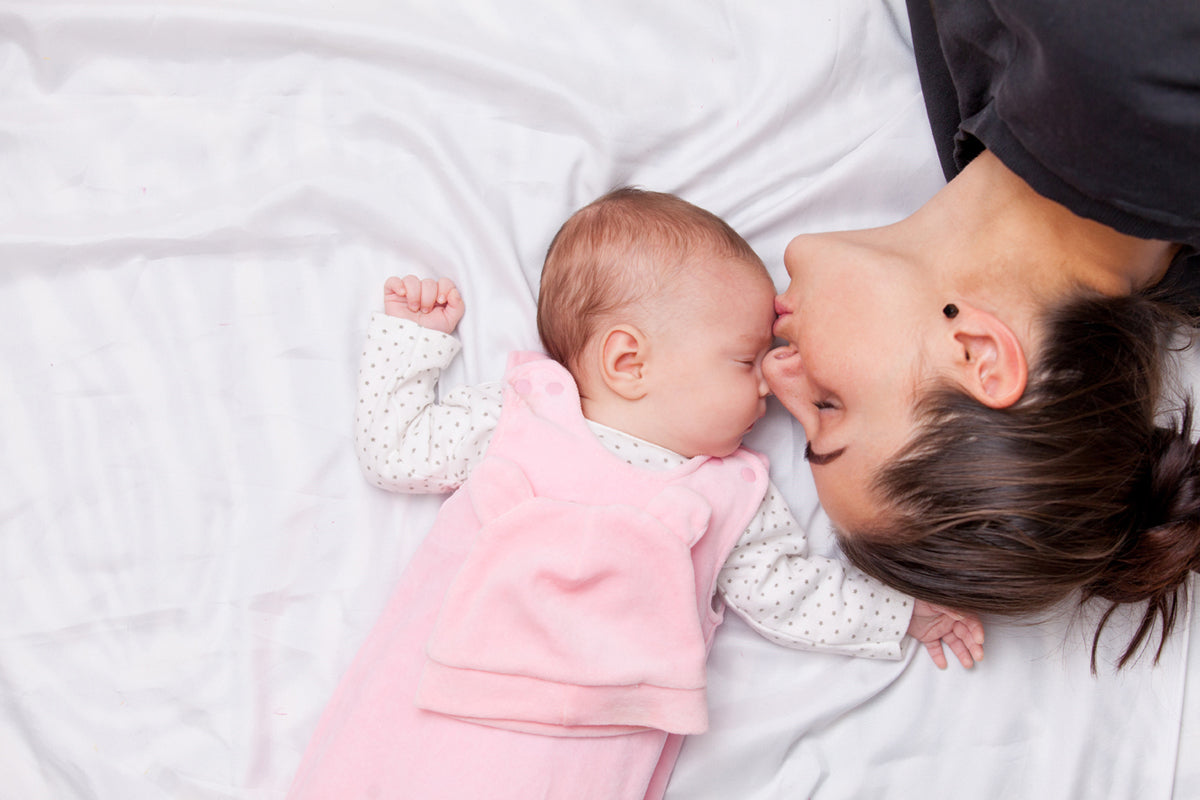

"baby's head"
[537, 187, 776, 457]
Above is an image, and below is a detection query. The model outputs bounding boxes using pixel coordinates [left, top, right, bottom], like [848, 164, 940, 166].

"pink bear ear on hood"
[466, 457, 534, 523]
[645, 486, 713, 547]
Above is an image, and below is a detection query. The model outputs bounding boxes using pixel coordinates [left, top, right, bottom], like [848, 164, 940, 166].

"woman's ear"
[948, 306, 1027, 408]
[600, 325, 649, 400]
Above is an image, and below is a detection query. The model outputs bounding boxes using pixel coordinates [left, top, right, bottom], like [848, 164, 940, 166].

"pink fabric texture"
[288, 353, 768, 799]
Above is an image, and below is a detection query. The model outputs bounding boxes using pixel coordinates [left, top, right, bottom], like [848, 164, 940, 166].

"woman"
[765, 0, 1200, 668]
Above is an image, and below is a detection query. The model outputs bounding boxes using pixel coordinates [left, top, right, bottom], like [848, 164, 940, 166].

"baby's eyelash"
[813, 400, 837, 411]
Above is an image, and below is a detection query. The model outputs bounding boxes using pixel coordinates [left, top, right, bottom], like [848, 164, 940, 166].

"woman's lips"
[773, 297, 792, 335]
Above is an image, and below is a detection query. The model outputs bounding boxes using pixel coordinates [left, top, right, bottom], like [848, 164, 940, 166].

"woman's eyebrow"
[804, 442, 846, 466]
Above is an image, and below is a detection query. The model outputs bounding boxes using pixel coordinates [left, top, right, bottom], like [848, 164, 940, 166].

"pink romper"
[288, 352, 768, 800]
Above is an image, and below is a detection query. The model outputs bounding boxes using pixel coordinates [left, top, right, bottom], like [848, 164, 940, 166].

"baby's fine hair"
[536, 187, 764, 371]
[839, 291, 1200, 671]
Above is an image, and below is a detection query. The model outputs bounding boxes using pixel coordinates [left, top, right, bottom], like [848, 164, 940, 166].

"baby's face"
[642, 259, 777, 458]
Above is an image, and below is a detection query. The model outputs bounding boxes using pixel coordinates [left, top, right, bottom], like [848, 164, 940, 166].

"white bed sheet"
[1, 1, 1195, 798]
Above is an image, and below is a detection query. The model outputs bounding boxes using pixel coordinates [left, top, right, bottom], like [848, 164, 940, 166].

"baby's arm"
[719, 485, 911, 660]
[356, 275, 502, 494]
[719, 483, 983, 668]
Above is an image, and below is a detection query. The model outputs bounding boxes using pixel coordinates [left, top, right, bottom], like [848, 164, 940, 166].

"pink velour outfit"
[288, 352, 769, 800]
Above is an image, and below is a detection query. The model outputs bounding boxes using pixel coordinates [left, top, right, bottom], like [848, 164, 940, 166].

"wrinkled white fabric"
[0, 1, 1195, 798]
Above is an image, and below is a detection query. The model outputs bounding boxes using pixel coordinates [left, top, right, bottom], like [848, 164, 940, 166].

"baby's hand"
[908, 600, 985, 670]
[383, 275, 465, 334]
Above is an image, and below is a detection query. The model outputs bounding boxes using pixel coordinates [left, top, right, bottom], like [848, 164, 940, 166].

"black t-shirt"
[906, 0, 1199, 250]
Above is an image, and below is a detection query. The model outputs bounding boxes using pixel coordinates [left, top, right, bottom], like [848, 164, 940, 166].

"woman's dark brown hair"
[838, 290, 1200, 670]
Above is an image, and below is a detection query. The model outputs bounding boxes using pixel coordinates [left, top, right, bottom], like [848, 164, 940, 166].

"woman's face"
[765, 231, 934, 531]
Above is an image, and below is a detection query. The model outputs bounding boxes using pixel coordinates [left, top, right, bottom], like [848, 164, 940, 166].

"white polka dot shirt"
[357, 314, 912, 660]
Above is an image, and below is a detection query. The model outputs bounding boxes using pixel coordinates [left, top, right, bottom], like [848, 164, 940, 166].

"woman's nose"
[767, 344, 803, 375]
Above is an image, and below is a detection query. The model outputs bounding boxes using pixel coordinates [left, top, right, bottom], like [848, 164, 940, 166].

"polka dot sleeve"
[717, 482, 912, 660]
[355, 313, 502, 494]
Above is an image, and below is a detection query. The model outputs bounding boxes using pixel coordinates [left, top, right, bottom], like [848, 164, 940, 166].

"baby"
[288, 188, 982, 800]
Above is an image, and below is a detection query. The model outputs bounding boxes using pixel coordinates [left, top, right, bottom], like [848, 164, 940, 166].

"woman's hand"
[383, 274, 465, 334]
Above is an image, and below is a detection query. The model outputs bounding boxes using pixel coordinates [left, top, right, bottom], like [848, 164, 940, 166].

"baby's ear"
[947, 305, 1027, 408]
[600, 325, 649, 400]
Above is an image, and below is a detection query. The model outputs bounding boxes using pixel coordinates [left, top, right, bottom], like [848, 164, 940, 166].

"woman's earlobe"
[950, 308, 1027, 408]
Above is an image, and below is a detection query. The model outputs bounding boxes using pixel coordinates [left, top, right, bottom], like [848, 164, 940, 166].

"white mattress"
[2, 1, 1196, 797]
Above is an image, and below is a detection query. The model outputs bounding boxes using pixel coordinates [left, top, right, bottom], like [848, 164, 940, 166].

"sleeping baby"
[287, 187, 983, 800]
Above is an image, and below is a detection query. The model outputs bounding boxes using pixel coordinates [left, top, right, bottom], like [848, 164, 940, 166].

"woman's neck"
[923, 151, 1178, 299]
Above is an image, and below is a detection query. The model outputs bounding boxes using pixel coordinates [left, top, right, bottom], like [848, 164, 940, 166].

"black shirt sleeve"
[906, 0, 1200, 248]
